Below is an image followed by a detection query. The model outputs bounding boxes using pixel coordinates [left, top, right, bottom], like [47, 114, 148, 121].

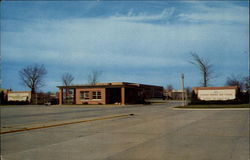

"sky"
[1, 1, 249, 92]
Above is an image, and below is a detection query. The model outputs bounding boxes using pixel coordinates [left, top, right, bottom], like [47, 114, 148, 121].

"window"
[92, 91, 101, 99]
[80, 91, 89, 100]
[62, 88, 75, 104]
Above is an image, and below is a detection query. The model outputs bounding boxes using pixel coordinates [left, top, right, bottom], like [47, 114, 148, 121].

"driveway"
[1, 103, 249, 160]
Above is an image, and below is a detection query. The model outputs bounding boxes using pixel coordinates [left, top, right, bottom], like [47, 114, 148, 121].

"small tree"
[189, 52, 214, 87]
[62, 73, 74, 86]
[243, 76, 250, 91]
[88, 70, 102, 85]
[225, 74, 244, 90]
[186, 87, 192, 100]
[19, 64, 47, 103]
[61, 73, 74, 104]
[166, 84, 173, 91]
[225, 75, 249, 103]
[164, 84, 173, 99]
[190, 90, 199, 104]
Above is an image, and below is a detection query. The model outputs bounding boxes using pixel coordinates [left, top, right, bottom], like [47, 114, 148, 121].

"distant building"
[193, 86, 238, 101]
[164, 89, 187, 100]
[57, 82, 163, 105]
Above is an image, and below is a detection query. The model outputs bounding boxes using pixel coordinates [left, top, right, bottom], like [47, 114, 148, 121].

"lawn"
[175, 103, 250, 109]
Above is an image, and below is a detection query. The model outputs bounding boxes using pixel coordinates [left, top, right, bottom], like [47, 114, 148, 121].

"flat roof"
[57, 82, 163, 88]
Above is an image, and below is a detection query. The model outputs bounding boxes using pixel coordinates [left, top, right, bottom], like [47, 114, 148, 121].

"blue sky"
[1, 1, 249, 92]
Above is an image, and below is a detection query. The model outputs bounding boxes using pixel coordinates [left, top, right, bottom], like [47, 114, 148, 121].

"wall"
[75, 88, 106, 105]
[141, 85, 163, 99]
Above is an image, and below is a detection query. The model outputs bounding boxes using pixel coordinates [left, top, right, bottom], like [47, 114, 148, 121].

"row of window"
[80, 91, 101, 100]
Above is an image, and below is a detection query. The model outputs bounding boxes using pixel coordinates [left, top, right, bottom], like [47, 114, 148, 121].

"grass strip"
[175, 104, 249, 109]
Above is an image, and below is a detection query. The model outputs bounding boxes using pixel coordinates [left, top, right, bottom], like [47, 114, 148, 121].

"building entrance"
[106, 88, 121, 104]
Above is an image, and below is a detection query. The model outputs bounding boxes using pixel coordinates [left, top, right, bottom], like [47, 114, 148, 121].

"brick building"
[57, 82, 163, 105]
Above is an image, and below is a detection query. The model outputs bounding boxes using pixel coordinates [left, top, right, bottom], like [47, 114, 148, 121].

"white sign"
[8, 93, 31, 102]
[198, 89, 236, 101]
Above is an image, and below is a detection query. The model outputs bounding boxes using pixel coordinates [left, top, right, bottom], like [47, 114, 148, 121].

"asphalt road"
[1, 102, 180, 127]
[1, 102, 249, 160]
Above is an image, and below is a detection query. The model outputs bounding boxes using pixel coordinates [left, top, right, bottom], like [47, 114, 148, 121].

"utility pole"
[248, 51, 250, 90]
[181, 73, 185, 106]
[0, 52, 2, 88]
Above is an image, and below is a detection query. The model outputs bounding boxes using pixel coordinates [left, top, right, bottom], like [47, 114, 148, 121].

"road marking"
[0, 114, 134, 135]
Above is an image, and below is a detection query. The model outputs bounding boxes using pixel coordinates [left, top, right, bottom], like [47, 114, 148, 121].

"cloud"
[1, 2, 249, 91]
[110, 7, 175, 22]
[3, 17, 247, 64]
[178, 2, 249, 24]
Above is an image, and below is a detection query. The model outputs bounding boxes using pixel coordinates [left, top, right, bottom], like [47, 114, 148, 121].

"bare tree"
[225, 74, 248, 91]
[189, 52, 213, 87]
[61, 73, 74, 104]
[88, 70, 102, 85]
[165, 84, 174, 100]
[243, 76, 250, 91]
[166, 84, 173, 91]
[19, 64, 47, 104]
[19, 64, 47, 94]
[62, 73, 74, 86]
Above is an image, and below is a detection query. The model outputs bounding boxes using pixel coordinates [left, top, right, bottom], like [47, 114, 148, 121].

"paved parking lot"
[1, 103, 249, 160]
